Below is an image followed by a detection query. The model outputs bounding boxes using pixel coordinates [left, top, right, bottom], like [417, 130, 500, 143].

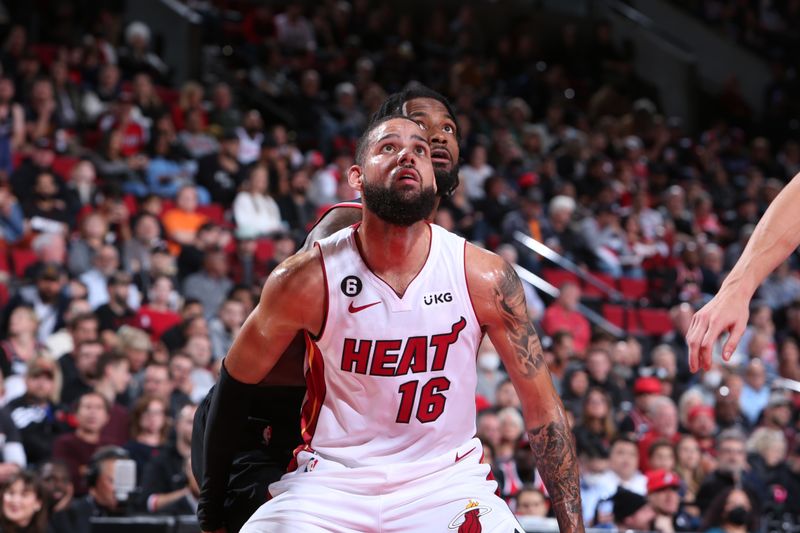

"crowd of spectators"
[0, 1, 795, 532]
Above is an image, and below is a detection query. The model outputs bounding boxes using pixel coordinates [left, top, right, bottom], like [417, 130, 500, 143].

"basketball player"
[202, 115, 583, 532]
[687, 174, 800, 372]
[194, 85, 464, 532]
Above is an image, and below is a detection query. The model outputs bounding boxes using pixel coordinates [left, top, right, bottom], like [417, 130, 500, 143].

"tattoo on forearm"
[493, 262, 546, 378]
[528, 421, 584, 532]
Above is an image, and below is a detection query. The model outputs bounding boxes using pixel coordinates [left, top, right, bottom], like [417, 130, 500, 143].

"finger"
[699, 319, 723, 372]
[687, 313, 707, 373]
[722, 320, 747, 361]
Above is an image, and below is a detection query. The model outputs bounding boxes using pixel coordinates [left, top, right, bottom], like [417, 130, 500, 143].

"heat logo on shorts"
[448, 500, 491, 531]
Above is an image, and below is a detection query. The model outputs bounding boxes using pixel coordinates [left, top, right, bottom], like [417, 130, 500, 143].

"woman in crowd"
[675, 434, 705, 518]
[232, 164, 284, 239]
[0, 470, 48, 533]
[702, 487, 760, 533]
[0, 306, 50, 383]
[124, 395, 170, 481]
[574, 386, 617, 451]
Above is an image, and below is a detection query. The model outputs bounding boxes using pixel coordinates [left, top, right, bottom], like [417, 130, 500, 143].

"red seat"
[10, 248, 38, 278]
[602, 304, 639, 333]
[638, 308, 673, 336]
[541, 268, 580, 289]
[0, 283, 7, 308]
[582, 272, 616, 299]
[53, 156, 80, 180]
[619, 277, 648, 301]
[255, 239, 275, 263]
[197, 203, 227, 226]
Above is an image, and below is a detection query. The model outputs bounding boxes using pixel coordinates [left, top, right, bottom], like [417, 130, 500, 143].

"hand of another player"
[686, 289, 749, 373]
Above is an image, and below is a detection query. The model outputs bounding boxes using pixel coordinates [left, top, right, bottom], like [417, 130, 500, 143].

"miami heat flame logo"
[448, 500, 492, 531]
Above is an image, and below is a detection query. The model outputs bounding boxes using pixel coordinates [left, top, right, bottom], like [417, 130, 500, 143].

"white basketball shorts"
[240, 437, 525, 532]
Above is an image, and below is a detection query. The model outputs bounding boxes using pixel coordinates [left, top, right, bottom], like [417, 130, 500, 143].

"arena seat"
[53, 156, 80, 179]
[10, 247, 37, 278]
[581, 272, 616, 300]
[541, 268, 580, 289]
[637, 308, 673, 336]
[197, 203, 227, 226]
[619, 277, 648, 301]
[602, 304, 639, 333]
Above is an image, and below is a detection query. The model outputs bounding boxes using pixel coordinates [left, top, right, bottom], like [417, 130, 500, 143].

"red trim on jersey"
[311, 202, 363, 230]
[352, 222, 433, 299]
[482, 452, 502, 498]
[299, 335, 326, 447]
[310, 242, 328, 341]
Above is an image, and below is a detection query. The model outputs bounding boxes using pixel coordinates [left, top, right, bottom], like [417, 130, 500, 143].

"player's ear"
[347, 164, 364, 192]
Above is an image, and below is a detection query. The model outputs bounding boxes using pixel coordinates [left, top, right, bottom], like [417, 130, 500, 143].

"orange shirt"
[161, 208, 208, 254]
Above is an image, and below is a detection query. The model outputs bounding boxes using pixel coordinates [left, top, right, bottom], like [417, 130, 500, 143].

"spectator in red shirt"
[52, 392, 111, 496]
[639, 396, 680, 473]
[541, 282, 591, 354]
[133, 275, 181, 342]
[685, 404, 717, 458]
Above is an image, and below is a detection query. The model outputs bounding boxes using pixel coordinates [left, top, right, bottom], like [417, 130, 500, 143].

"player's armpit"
[225, 247, 325, 384]
[527, 419, 584, 533]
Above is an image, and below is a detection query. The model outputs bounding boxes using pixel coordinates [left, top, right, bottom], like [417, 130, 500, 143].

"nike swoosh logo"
[348, 301, 381, 313]
[455, 446, 476, 463]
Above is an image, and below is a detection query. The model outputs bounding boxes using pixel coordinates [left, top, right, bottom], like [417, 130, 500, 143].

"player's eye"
[382, 144, 395, 153]
[414, 145, 428, 156]
[416, 121, 428, 130]
[443, 124, 455, 134]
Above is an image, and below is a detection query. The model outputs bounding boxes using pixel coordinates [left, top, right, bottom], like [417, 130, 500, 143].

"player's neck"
[425, 197, 442, 222]
[357, 213, 431, 280]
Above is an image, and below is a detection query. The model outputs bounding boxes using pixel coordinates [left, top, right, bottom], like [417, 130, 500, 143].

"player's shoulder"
[464, 242, 519, 302]
[300, 202, 362, 252]
[264, 246, 325, 298]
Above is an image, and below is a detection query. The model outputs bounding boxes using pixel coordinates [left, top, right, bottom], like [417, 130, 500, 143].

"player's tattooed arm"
[492, 261, 546, 378]
[528, 420, 585, 533]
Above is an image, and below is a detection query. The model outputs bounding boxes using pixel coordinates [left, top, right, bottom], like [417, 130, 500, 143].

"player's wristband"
[197, 359, 255, 531]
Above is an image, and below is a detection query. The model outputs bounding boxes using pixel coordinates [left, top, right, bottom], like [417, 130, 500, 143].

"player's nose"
[397, 145, 417, 166]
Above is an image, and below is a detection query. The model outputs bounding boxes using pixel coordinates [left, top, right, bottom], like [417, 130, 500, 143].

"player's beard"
[362, 180, 437, 227]
[434, 166, 459, 197]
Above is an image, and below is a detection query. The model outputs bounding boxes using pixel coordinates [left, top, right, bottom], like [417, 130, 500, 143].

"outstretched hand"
[686, 290, 749, 373]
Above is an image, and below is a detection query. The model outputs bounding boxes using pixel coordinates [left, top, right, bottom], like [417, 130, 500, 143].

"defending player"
[687, 174, 800, 372]
[204, 115, 583, 532]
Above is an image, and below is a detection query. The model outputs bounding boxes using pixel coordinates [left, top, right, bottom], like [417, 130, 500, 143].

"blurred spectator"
[619, 376, 660, 438]
[131, 73, 165, 125]
[674, 434, 705, 513]
[94, 352, 131, 445]
[0, 77, 25, 176]
[122, 213, 163, 275]
[685, 404, 717, 457]
[277, 168, 317, 234]
[3, 262, 69, 343]
[81, 64, 120, 123]
[51, 446, 133, 533]
[739, 359, 770, 426]
[578, 437, 616, 525]
[0, 470, 49, 533]
[233, 165, 283, 239]
[209, 298, 246, 361]
[182, 248, 233, 320]
[541, 282, 590, 354]
[574, 386, 617, 453]
[701, 487, 760, 533]
[609, 435, 647, 495]
[52, 392, 111, 496]
[0, 181, 24, 244]
[162, 185, 208, 254]
[132, 276, 181, 342]
[646, 469, 689, 532]
[746, 426, 800, 518]
[196, 129, 243, 206]
[648, 439, 677, 473]
[60, 339, 102, 408]
[612, 487, 656, 531]
[139, 403, 196, 514]
[696, 429, 766, 512]
[235, 109, 264, 165]
[37, 460, 73, 514]
[0, 305, 50, 383]
[275, 5, 316, 53]
[8, 357, 63, 465]
[94, 271, 136, 345]
[177, 109, 217, 160]
[117, 21, 168, 82]
[9, 136, 58, 206]
[171, 82, 206, 133]
[639, 396, 680, 472]
[124, 395, 169, 482]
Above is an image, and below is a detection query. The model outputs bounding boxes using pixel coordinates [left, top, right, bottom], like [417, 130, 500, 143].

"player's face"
[403, 98, 459, 194]
[354, 118, 437, 226]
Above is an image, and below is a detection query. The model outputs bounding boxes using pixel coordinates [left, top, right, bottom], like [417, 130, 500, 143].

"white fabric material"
[306, 223, 483, 468]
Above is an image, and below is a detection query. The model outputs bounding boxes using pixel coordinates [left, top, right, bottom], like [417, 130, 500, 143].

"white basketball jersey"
[298, 223, 483, 468]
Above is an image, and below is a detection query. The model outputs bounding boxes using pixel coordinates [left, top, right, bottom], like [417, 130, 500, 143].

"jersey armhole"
[308, 242, 329, 342]
[310, 202, 363, 231]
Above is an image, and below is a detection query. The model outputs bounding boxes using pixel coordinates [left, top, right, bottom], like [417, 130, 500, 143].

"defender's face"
[402, 98, 459, 173]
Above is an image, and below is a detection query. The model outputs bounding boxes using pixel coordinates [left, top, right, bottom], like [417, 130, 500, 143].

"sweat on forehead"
[354, 115, 423, 165]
